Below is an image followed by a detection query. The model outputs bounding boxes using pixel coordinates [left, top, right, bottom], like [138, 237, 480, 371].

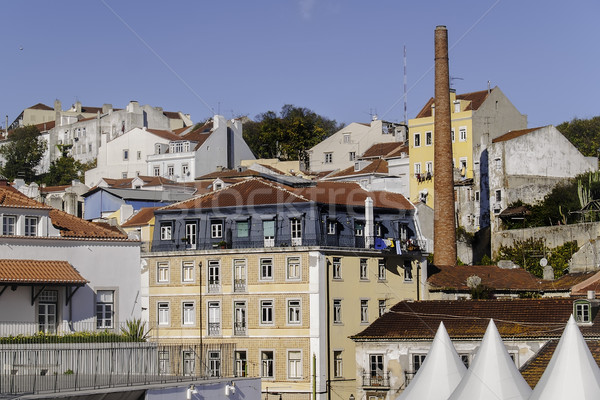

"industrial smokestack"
[433, 25, 457, 266]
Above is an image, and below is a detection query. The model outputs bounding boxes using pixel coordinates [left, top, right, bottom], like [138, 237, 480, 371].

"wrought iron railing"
[362, 371, 390, 387]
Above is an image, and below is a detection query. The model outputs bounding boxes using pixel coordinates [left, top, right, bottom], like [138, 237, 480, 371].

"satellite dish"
[540, 258, 548, 267]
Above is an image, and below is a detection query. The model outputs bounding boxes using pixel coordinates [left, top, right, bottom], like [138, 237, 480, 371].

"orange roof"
[146, 129, 181, 141]
[492, 127, 543, 143]
[0, 259, 87, 285]
[0, 187, 53, 210]
[361, 142, 407, 159]
[34, 120, 56, 132]
[49, 209, 128, 239]
[40, 184, 71, 194]
[328, 159, 389, 178]
[121, 207, 159, 227]
[196, 169, 261, 180]
[28, 103, 53, 111]
[353, 298, 600, 340]
[415, 89, 490, 119]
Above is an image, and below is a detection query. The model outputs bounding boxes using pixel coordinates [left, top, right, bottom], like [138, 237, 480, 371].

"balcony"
[208, 322, 220, 336]
[233, 322, 247, 336]
[362, 371, 390, 388]
[234, 278, 246, 293]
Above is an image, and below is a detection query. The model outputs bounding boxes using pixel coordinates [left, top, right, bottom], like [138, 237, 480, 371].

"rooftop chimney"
[433, 25, 457, 266]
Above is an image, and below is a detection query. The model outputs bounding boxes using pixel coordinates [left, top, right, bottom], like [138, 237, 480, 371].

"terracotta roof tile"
[428, 265, 594, 292]
[328, 159, 389, 178]
[415, 89, 490, 119]
[28, 103, 53, 111]
[121, 207, 159, 227]
[361, 142, 407, 159]
[196, 169, 261, 180]
[49, 209, 128, 239]
[40, 184, 71, 194]
[0, 259, 87, 285]
[492, 127, 543, 143]
[352, 299, 600, 340]
[146, 129, 181, 141]
[0, 187, 53, 210]
[34, 120, 56, 131]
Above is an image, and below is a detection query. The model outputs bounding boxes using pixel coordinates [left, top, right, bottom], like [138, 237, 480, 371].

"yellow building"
[408, 87, 527, 211]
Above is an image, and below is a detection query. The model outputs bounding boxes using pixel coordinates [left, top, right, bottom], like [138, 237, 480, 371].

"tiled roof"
[361, 142, 408, 159]
[0, 259, 87, 285]
[182, 123, 214, 150]
[50, 209, 128, 239]
[162, 178, 308, 210]
[34, 120, 56, 131]
[257, 164, 287, 175]
[428, 265, 595, 292]
[492, 127, 543, 143]
[520, 339, 600, 388]
[121, 207, 159, 227]
[196, 169, 261, 180]
[142, 176, 178, 187]
[571, 271, 600, 296]
[40, 184, 71, 194]
[294, 181, 414, 210]
[352, 299, 600, 340]
[0, 187, 53, 210]
[415, 89, 490, 119]
[162, 111, 181, 119]
[328, 159, 389, 178]
[28, 103, 53, 111]
[147, 129, 181, 141]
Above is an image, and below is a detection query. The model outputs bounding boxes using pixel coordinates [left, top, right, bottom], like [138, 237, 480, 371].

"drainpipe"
[364, 197, 374, 248]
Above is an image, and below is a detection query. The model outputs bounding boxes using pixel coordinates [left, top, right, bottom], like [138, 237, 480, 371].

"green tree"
[43, 155, 83, 186]
[0, 126, 46, 182]
[243, 105, 342, 166]
[557, 116, 600, 158]
[497, 238, 577, 278]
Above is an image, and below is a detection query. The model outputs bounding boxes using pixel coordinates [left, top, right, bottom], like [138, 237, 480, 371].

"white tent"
[397, 322, 466, 400]
[448, 319, 532, 400]
[529, 315, 600, 399]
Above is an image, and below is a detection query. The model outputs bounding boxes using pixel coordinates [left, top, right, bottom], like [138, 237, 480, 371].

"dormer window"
[574, 300, 591, 323]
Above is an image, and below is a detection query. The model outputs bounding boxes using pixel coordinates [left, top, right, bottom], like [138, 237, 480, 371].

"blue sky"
[1, 1, 599, 129]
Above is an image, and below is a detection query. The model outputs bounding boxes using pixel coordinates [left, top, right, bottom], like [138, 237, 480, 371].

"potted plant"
[216, 240, 228, 249]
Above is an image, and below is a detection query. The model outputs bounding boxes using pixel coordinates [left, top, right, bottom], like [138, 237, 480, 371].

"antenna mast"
[403, 45, 407, 124]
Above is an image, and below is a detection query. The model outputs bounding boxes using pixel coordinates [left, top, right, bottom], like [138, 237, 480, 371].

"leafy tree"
[557, 116, 600, 158]
[243, 105, 342, 166]
[0, 125, 46, 182]
[42, 155, 84, 186]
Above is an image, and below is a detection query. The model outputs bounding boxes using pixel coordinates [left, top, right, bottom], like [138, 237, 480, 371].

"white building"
[308, 118, 406, 173]
[0, 180, 141, 334]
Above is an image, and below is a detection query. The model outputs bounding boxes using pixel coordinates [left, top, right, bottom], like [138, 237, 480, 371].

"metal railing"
[362, 371, 390, 387]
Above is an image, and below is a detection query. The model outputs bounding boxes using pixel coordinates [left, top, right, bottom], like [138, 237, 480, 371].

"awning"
[0, 259, 88, 285]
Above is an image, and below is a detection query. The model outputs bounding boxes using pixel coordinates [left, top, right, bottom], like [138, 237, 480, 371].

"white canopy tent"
[397, 322, 466, 400]
[529, 315, 600, 399]
[448, 319, 532, 400]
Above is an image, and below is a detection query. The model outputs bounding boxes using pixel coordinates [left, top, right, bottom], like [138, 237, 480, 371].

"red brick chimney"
[433, 25, 457, 266]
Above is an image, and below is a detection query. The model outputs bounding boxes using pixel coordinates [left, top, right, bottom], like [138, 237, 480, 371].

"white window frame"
[208, 301, 221, 336]
[414, 162, 421, 176]
[160, 223, 172, 240]
[24, 216, 38, 236]
[96, 290, 114, 329]
[123, 149, 129, 160]
[286, 256, 301, 280]
[153, 165, 160, 176]
[360, 299, 369, 323]
[259, 258, 273, 281]
[349, 151, 356, 161]
[288, 350, 302, 379]
[425, 131, 432, 146]
[360, 258, 368, 280]
[459, 126, 467, 142]
[167, 164, 174, 176]
[287, 299, 301, 325]
[3, 215, 16, 235]
[378, 259, 386, 280]
[211, 221, 223, 238]
[182, 301, 195, 325]
[261, 350, 274, 378]
[182, 261, 194, 283]
[260, 300, 274, 325]
[379, 299, 386, 317]
[185, 222, 197, 248]
[291, 218, 302, 246]
[158, 302, 170, 326]
[332, 257, 342, 279]
[157, 262, 169, 283]
[324, 152, 333, 163]
[207, 260, 220, 292]
[333, 299, 342, 324]
[413, 132, 421, 147]
[451, 128, 455, 142]
[334, 350, 343, 378]
[343, 133, 351, 143]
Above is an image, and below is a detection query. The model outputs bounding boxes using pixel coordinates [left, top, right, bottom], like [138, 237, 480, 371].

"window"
[475, 191, 480, 202]
[235, 351, 247, 377]
[404, 260, 413, 281]
[459, 126, 467, 141]
[324, 152, 333, 163]
[234, 301, 247, 335]
[425, 161, 433, 174]
[355, 221, 364, 237]
[379, 299, 386, 317]
[121, 172, 128, 179]
[451, 128, 455, 142]
[460, 354, 470, 368]
[182, 302, 195, 325]
[182, 261, 194, 282]
[157, 262, 169, 283]
[185, 222, 196, 248]
[160, 223, 172, 240]
[263, 220, 275, 247]
[260, 258, 273, 280]
[327, 220, 336, 235]
[159, 350, 170, 374]
[413, 354, 426, 372]
[208, 260, 220, 292]
[360, 258, 368, 280]
[378, 259, 386, 280]
[495, 190, 502, 203]
[208, 350, 221, 377]
[261, 300, 274, 324]
[454, 100, 461, 113]
[38, 290, 57, 333]
[167, 165, 174, 176]
[25, 216, 38, 236]
[153, 165, 160, 176]
[370, 354, 384, 382]
[361, 299, 369, 323]
[333, 299, 342, 323]
[288, 300, 301, 324]
[332, 257, 342, 279]
[123, 149, 129, 160]
[96, 290, 114, 328]
[414, 132, 421, 147]
[182, 164, 189, 176]
[334, 351, 343, 377]
[349, 152, 356, 161]
[137, 151, 141, 160]
[414, 162, 421, 176]
[261, 351, 274, 378]
[291, 218, 302, 246]
[287, 257, 300, 280]
[183, 351, 195, 376]
[208, 301, 221, 335]
[237, 221, 249, 238]
[288, 351, 302, 379]
[158, 302, 169, 325]
[211, 221, 223, 238]
[233, 259, 247, 292]
[459, 158, 467, 176]
[2, 215, 16, 235]
[575, 301, 591, 323]
[343, 133, 351, 143]
[425, 131, 432, 146]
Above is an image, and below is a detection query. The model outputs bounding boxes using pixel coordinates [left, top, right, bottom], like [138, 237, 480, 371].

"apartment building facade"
[144, 178, 429, 400]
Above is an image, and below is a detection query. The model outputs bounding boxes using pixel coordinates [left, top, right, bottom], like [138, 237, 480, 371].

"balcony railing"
[234, 278, 246, 292]
[233, 322, 247, 336]
[362, 371, 391, 388]
[208, 323, 220, 336]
